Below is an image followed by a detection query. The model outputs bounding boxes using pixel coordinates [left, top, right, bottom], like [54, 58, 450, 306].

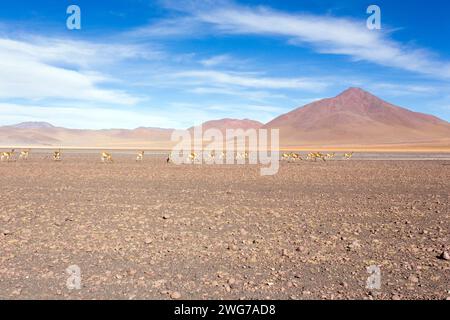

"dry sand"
[0, 152, 449, 300]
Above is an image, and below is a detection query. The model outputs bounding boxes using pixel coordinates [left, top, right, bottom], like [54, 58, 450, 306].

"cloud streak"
[200, 54, 233, 67]
[0, 103, 175, 130]
[157, 0, 450, 79]
[0, 36, 157, 105]
[172, 70, 327, 91]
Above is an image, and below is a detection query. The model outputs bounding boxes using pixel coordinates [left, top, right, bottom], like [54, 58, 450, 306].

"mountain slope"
[264, 88, 450, 147]
[1, 89, 449, 149]
[10, 122, 55, 129]
[0, 125, 174, 148]
[189, 118, 264, 133]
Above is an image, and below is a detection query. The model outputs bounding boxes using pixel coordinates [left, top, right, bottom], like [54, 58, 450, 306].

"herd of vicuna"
[0, 149, 354, 163]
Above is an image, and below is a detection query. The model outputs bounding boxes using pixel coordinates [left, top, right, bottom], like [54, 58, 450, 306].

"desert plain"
[0, 150, 449, 300]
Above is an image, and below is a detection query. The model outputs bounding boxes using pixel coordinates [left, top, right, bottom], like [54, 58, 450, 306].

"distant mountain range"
[0, 123, 174, 148]
[1, 88, 449, 150]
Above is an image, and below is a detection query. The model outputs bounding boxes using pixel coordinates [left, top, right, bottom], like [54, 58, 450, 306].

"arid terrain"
[0, 152, 449, 300]
[2, 88, 450, 150]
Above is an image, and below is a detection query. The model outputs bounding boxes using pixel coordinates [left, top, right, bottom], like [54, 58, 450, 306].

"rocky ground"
[0, 153, 449, 300]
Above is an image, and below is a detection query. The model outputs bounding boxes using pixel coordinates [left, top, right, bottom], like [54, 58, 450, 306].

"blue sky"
[0, 0, 449, 129]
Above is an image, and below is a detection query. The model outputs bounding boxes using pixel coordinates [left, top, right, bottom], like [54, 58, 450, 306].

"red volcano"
[263, 88, 450, 147]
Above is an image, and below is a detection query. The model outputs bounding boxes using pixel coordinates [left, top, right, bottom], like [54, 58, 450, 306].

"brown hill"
[264, 88, 450, 147]
[188, 118, 263, 133]
[0, 119, 263, 148]
[11, 122, 55, 129]
[1, 89, 449, 150]
[0, 125, 174, 148]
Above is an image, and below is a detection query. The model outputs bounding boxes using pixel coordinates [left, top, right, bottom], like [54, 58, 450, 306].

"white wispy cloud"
[157, 0, 450, 79]
[166, 101, 283, 126]
[200, 54, 233, 67]
[171, 70, 327, 90]
[125, 16, 204, 38]
[0, 36, 159, 105]
[188, 86, 287, 102]
[369, 83, 439, 96]
[206, 103, 284, 113]
[0, 36, 161, 68]
[0, 103, 176, 130]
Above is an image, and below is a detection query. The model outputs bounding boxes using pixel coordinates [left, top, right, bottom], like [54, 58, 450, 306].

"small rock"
[240, 229, 248, 236]
[144, 238, 153, 244]
[392, 294, 402, 300]
[438, 251, 450, 261]
[12, 289, 22, 296]
[346, 240, 362, 251]
[170, 291, 181, 299]
[408, 275, 419, 283]
[295, 246, 305, 253]
[368, 290, 380, 297]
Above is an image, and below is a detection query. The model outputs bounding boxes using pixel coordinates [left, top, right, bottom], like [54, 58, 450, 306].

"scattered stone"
[368, 290, 380, 297]
[12, 288, 22, 296]
[438, 251, 450, 261]
[347, 240, 361, 251]
[1, 155, 447, 300]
